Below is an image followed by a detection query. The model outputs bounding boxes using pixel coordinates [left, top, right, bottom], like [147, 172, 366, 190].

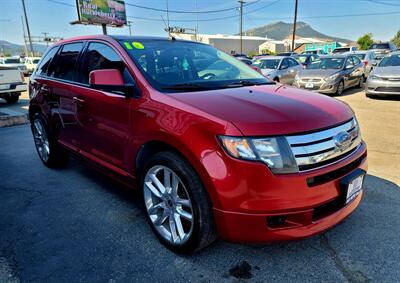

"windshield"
[295, 55, 308, 63]
[369, 43, 389, 50]
[4, 58, 20, 64]
[252, 59, 280, 69]
[33, 59, 40, 63]
[307, 58, 345, 69]
[119, 39, 268, 92]
[379, 54, 400, 67]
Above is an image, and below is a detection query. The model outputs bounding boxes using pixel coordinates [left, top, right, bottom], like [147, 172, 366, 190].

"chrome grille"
[301, 78, 322, 83]
[285, 118, 361, 171]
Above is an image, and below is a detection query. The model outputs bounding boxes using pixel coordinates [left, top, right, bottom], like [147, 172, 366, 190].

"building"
[171, 33, 268, 55]
[259, 37, 327, 54]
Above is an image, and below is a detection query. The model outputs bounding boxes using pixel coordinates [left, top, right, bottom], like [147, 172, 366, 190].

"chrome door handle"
[73, 97, 85, 104]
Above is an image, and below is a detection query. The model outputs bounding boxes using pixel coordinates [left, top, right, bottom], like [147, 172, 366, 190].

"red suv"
[29, 35, 367, 253]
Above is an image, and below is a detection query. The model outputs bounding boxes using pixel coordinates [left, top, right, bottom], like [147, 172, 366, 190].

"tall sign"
[76, 0, 127, 27]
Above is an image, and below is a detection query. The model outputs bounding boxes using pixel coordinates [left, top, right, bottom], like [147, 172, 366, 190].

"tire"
[336, 80, 344, 96]
[4, 94, 19, 104]
[357, 76, 364, 88]
[141, 151, 217, 253]
[31, 113, 69, 168]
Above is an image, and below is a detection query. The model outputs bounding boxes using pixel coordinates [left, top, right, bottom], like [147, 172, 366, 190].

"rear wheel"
[357, 76, 364, 88]
[141, 151, 217, 253]
[4, 94, 19, 104]
[31, 113, 69, 168]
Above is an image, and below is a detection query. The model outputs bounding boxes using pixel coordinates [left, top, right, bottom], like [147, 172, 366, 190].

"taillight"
[362, 60, 368, 67]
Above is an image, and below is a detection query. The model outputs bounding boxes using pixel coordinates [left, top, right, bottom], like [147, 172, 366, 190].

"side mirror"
[89, 69, 135, 97]
[371, 61, 377, 66]
[345, 64, 354, 70]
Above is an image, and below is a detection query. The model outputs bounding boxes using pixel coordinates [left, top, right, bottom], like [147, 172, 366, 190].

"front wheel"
[357, 76, 364, 88]
[141, 151, 217, 253]
[31, 113, 69, 168]
[336, 80, 344, 96]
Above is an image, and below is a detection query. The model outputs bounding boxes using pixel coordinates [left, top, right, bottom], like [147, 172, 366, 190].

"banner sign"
[76, 0, 127, 26]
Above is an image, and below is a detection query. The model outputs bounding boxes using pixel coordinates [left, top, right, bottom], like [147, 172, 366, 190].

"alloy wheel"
[337, 81, 344, 95]
[32, 118, 50, 162]
[143, 165, 194, 245]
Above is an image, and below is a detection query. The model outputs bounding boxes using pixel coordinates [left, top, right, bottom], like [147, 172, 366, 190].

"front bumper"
[293, 80, 339, 94]
[0, 82, 27, 95]
[209, 141, 367, 243]
[366, 78, 400, 96]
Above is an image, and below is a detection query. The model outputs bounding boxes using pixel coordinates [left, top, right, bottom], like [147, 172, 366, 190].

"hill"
[244, 21, 354, 44]
[0, 40, 48, 56]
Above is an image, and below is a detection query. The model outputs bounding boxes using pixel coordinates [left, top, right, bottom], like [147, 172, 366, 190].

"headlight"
[295, 74, 300, 81]
[324, 73, 340, 82]
[369, 75, 380, 80]
[219, 136, 298, 174]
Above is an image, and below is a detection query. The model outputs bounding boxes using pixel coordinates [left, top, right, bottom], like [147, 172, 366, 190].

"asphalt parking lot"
[0, 88, 399, 282]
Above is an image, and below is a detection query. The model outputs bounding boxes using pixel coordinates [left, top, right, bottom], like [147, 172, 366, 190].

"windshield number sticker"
[123, 42, 133, 50]
[132, 42, 144, 50]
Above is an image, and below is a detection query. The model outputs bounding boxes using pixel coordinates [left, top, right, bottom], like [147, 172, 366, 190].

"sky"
[0, 0, 399, 46]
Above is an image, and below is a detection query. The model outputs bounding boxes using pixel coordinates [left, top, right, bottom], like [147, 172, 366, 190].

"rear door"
[72, 41, 133, 171]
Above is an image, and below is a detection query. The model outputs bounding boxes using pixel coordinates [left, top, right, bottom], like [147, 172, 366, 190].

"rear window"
[4, 58, 20, 64]
[53, 42, 84, 81]
[354, 54, 366, 60]
[369, 43, 389, 50]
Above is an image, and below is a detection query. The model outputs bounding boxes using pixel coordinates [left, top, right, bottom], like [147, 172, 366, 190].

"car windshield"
[4, 58, 20, 64]
[307, 58, 345, 69]
[369, 43, 389, 50]
[378, 54, 400, 67]
[295, 55, 308, 63]
[33, 59, 40, 63]
[252, 59, 280, 69]
[119, 39, 269, 92]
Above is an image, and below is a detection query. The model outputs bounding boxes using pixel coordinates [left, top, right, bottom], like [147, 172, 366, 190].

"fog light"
[267, 215, 287, 227]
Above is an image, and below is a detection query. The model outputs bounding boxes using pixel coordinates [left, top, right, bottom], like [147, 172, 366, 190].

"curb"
[0, 108, 29, 128]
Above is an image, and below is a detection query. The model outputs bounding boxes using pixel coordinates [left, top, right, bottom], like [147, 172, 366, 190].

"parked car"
[236, 57, 252, 65]
[276, 52, 297, 56]
[0, 66, 27, 103]
[293, 55, 365, 95]
[0, 57, 29, 75]
[332, 46, 358, 54]
[344, 50, 378, 78]
[368, 42, 397, 59]
[252, 56, 302, 84]
[292, 54, 320, 68]
[24, 57, 41, 74]
[365, 51, 400, 97]
[29, 35, 367, 253]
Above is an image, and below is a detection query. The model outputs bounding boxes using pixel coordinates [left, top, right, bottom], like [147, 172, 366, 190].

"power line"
[365, 0, 400, 6]
[125, 0, 260, 14]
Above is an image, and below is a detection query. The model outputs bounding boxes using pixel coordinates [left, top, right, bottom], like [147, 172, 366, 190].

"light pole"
[291, 0, 298, 52]
[21, 0, 34, 56]
[239, 1, 245, 54]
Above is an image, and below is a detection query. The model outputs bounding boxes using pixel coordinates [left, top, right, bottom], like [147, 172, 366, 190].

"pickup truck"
[0, 66, 27, 103]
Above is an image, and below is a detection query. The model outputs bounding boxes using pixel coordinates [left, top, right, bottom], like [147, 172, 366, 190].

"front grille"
[301, 78, 322, 83]
[375, 87, 400, 92]
[285, 118, 361, 172]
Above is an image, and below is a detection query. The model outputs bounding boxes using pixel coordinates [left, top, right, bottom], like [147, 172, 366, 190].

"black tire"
[336, 80, 344, 96]
[4, 94, 19, 104]
[141, 151, 217, 253]
[357, 76, 364, 88]
[31, 113, 69, 168]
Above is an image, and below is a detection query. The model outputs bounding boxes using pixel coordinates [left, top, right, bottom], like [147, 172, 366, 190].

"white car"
[24, 57, 41, 74]
[0, 66, 27, 103]
[0, 57, 29, 76]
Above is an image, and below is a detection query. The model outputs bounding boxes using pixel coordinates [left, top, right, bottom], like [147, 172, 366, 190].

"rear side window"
[352, 56, 361, 65]
[53, 42, 83, 81]
[35, 47, 59, 76]
[79, 42, 126, 84]
[288, 58, 299, 67]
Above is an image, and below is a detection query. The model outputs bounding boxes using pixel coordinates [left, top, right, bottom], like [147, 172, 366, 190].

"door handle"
[41, 86, 50, 93]
[73, 96, 85, 104]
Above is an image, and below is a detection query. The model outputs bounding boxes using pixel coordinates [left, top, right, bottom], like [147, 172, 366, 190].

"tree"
[392, 30, 400, 49]
[357, 33, 374, 50]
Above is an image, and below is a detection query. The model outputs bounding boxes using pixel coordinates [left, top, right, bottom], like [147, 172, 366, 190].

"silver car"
[344, 50, 378, 78]
[368, 42, 397, 60]
[365, 52, 400, 97]
[252, 56, 302, 84]
[293, 55, 365, 95]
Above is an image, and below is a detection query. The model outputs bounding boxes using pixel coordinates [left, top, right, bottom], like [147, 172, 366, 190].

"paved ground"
[0, 89, 399, 282]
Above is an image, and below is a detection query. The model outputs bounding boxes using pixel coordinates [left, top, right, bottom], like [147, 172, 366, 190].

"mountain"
[0, 40, 48, 56]
[244, 21, 354, 44]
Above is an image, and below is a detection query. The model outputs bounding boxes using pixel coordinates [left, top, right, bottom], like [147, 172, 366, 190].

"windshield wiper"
[222, 80, 276, 88]
[161, 83, 216, 90]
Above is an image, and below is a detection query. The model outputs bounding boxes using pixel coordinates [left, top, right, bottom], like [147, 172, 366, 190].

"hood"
[169, 85, 354, 136]
[371, 66, 400, 77]
[298, 69, 340, 79]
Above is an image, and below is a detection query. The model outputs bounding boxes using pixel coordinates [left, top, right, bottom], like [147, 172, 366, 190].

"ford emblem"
[334, 131, 352, 150]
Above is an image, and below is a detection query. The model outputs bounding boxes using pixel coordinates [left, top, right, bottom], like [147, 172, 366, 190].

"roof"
[256, 56, 285, 60]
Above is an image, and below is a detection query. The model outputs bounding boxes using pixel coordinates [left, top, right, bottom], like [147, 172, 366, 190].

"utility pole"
[126, 20, 133, 36]
[21, 16, 28, 55]
[21, 0, 34, 56]
[42, 32, 49, 46]
[195, 0, 199, 41]
[291, 0, 298, 52]
[102, 24, 107, 35]
[239, 0, 245, 54]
